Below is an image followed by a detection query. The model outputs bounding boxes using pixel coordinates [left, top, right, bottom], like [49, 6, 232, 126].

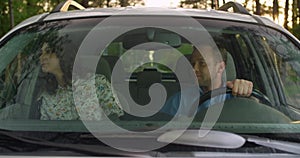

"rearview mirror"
[122, 28, 181, 50]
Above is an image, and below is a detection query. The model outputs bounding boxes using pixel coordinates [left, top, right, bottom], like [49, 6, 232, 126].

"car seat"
[96, 57, 112, 81]
[136, 68, 162, 105]
[224, 51, 236, 81]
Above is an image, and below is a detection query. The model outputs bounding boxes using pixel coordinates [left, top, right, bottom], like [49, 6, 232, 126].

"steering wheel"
[198, 87, 272, 107]
[193, 87, 292, 123]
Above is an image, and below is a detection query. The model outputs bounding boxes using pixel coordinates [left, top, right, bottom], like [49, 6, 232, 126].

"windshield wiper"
[2, 128, 300, 156]
[158, 129, 300, 155]
[158, 129, 245, 149]
[0, 130, 159, 157]
[246, 135, 300, 154]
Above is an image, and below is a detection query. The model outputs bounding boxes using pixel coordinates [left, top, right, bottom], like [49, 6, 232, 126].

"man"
[161, 45, 253, 117]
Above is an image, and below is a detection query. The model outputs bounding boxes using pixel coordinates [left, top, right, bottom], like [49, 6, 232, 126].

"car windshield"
[0, 15, 300, 151]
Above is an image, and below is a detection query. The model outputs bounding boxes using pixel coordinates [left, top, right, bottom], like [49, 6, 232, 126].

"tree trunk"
[297, 0, 300, 25]
[211, 0, 214, 9]
[284, 0, 289, 29]
[8, 0, 14, 28]
[292, 0, 298, 28]
[273, 0, 279, 21]
[298, 0, 300, 22]
[216, 0, 219, 9]
[80, 0, 89, 8]
[107, 0, 111, 7]
[119, 0, 128, 7]
[255, 0, 261, 15]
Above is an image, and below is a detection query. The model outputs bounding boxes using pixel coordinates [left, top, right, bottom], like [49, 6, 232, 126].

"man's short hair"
[192, 45, 227, 65]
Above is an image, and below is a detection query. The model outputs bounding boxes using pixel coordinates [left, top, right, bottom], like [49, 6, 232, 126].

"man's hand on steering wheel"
[226, 79, 253, 97]
[198, 79, 271, 108]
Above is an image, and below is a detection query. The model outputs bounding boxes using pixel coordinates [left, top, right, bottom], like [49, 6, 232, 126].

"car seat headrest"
[137, 69, 162, 87]
[224, 52, 236, 81]
[96, 57, 112, 81]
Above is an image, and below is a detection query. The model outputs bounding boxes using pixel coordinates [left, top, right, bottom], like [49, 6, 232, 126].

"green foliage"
[291, 24, 300, 40]
[0, 1, 10, 38]
[0, 0, 61, 38]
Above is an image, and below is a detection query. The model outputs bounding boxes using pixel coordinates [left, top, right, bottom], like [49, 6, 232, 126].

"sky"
[144, 0, 180, 7]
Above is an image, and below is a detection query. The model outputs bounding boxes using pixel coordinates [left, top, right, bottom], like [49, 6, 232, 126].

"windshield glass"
[0, 16, 299, 136]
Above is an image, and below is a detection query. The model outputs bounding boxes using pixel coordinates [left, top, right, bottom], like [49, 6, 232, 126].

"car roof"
[0, 2, 291, 42]
[44, 7, 257, 23]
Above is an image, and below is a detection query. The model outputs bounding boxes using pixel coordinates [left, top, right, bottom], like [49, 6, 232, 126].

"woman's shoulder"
[73, 74, 111, 94]
[94, 74, 111, 88]
[92, 74, 109, 85]
[73, 73, 108, 84]
[94, 74, 108, 81]
[83, 73, 108, 82]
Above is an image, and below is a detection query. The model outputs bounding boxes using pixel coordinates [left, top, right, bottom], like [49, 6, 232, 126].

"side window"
[234, 34, 255, 81]
[272, 45, 300, 107]
[0, 33, 39, 109]
[0, 18, 107, 119]
[261, 29, 300, 108]
[221, 32, 265, 93]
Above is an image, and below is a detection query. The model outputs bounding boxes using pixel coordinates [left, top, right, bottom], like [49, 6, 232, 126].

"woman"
[38, 42, 123, 120]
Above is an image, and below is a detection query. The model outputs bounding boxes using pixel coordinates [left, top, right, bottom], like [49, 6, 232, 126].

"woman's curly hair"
[40, 39, 76, 94]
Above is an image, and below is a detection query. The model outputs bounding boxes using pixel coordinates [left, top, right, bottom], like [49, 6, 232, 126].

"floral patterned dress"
[39, 74, 124, 120]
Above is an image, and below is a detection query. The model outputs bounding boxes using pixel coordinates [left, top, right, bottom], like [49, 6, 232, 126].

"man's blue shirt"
[160, 87, 233, 117]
